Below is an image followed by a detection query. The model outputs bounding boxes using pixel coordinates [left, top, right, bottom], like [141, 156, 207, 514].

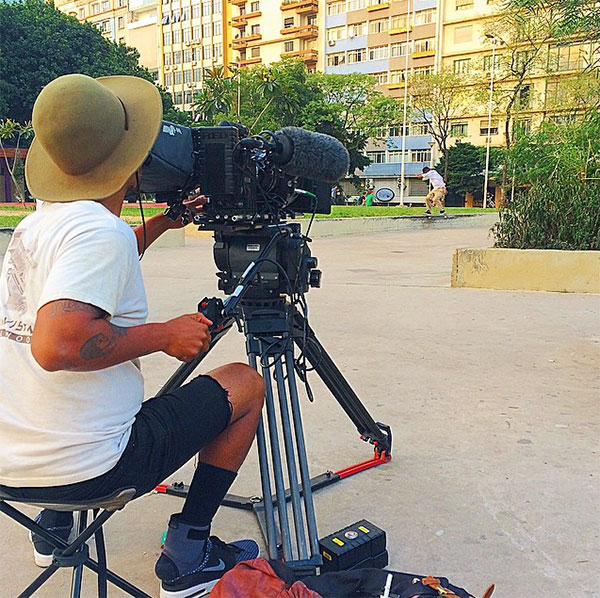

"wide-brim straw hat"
[25, 74, 162, 202]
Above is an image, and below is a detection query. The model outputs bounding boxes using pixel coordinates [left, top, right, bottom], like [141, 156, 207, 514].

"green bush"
[493, 113, 600, 250]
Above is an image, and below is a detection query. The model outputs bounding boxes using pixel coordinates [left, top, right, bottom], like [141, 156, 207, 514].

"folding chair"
[0, 487, 153, 598]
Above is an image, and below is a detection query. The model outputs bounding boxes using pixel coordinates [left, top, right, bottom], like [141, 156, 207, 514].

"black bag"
[270, 561, 495, 598]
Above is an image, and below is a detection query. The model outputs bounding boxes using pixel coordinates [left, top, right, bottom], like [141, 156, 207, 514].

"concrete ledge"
[452, 247, 600, 294]
[185, 213, 499, 240]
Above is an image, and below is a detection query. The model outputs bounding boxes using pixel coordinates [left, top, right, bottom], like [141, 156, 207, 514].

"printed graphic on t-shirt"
[1, 230, 37, 343]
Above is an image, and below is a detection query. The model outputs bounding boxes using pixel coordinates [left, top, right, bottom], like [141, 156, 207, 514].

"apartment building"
[159, 0, 231, 112]
[440, 0, 596, 147]
[55, 0, 130, 44]
[229, 0, 323, 70]
[324, 0, 440, 203]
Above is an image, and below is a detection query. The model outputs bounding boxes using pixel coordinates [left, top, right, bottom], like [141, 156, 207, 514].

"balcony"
[280, 24, 318, 39]
[389, 26, 410, 35]
[229, 0, 246, 5]
[280, 0, 318, 13]
[411, 49, 435, 59]
[231, 14, 248, 27]
[366, 1, 389, 10]
[232, 33, 261, 49]
[237, 57, 262, 66]
[280, 49, 318, 63]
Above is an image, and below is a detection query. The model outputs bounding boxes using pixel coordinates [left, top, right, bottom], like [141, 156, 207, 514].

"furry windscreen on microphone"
[277, 127, 350, 183]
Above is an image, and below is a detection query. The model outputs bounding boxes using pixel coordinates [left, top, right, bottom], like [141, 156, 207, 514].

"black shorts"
[4, 375, 232, 503]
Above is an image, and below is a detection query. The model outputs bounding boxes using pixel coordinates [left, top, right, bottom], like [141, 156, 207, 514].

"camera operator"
[0, 74, 264, 598]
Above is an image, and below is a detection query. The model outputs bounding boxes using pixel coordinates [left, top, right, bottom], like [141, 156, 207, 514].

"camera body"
[140, 122, 332, 230]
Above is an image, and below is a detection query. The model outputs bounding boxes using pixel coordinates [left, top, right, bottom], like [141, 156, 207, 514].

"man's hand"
[166, 189, 209, 230]
[162, 313, 213, 362]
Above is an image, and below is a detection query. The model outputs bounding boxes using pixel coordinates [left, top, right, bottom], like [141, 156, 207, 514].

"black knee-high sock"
[180, 461, 237, 527]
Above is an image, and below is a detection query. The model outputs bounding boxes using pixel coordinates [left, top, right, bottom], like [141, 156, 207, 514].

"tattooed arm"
[31, 299, 212, 372]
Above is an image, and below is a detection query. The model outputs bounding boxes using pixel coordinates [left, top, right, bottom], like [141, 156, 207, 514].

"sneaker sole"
[160, 579, 218, 598]
[29, 528, 93, 569]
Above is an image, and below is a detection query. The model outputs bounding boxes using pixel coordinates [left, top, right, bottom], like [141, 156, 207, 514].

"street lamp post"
[483, 34, 500, 209]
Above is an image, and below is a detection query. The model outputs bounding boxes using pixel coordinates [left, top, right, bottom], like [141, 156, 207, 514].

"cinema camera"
[145, 121, 392, 572]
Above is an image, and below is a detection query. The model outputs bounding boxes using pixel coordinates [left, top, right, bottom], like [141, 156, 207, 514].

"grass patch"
[0, 203, 496, 227]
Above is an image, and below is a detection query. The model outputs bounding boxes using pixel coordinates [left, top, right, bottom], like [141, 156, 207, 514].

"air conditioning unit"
[164, 65, 171, 70]
[192, 60, 197, 65]
[327, 39, 336, 46]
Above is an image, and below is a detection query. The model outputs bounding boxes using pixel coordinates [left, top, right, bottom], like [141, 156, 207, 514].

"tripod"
[155, 223, 392, 574]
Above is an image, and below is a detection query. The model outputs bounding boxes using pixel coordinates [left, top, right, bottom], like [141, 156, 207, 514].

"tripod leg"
[273, 355, 308, 560]
[247, 351, 278, 560]
[284, 348, 320, 558]
[293, 310, 392, 455]
[258, 340, 293, 561]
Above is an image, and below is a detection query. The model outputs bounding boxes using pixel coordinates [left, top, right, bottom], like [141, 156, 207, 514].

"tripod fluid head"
[213, 223, 322, 301]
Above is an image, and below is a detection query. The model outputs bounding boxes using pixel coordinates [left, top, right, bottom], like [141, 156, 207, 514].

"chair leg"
[18, 564, 60, 598]
[93, 509, 108, 598]
[70, 510, 88, 598]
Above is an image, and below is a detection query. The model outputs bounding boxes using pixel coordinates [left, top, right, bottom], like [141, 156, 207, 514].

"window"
[164, 53, 172, 66]
[453, 24, 472, 43]
[184, 49, 192, 62]
[369, 45, 389, 60]
[348, 22, 366, 36]
[327, 26, 345, 41]
[184, 90, 193, 104]
[411, 150, 431, 162]
[161, 13, 170, 24]
[411, 122, 429, 135]
[453, 58, 471, 74]
[284, 16, 295, 28]
[203, 23, 211, 37]
[174, 71, 183, 84]
[389, 70, 407, 83]
[92, 3, 100, 14]
[284, 40, 294, 52]
[327, 0, 345, 15]
[456, 0, 473, 8]
[192, 25, 201, 40]
[251, 24, 260, 34]
[347, 48, 367, 63]
[101, 0, 109, 11]
[164, 73, 172, 86]
[545, 79, 567, 107]
[250, 1, 259, 11]
[391, 41, 410, 57]
[172, 29, 181, 44]
[174, 91, 183, 105]
[515, 84, 531, 109]
[193, 67, 202, 81]
[251, 46, 260, 57]
[390, 15, 407, 29]
[213, 42, 222, 58]
[413, 9, 435, 25]
[184, 70, 192, 83]
[213, 21, 222, 36]
[366, 151, 386, 163]
[78, 7, 85, 17]
[192, 47, 201, 61]
[374, 72, 389, 84]
[202, 1, 210, 15]
[163, 31, 171, 45]
[387, 150, 408, 162]
[413, 38, 435, 53]
[413, 66, 434, 76]
[483, 53, 501, 72]
[513, 119, 531, 136]
[368, 18, 388, 34]
[97, 19, 111, 32]
[203, 44, 212, 59]
[327, 52, 346, 66]
[183, 28, 191, 43]
[181, 7, 188, 20]
[480, 120, 499, 136]
[451, 122, 468, 137]
[307, 14, 317, 25]
[514, 50, 535, 73]
[389, 124, 408, 136]
[213, 0, 221, 13]
[548, 42, 590, 72]
[347, 0, 366, 10]
[192, 5, 200, 18]
[172, 9, 181, 22]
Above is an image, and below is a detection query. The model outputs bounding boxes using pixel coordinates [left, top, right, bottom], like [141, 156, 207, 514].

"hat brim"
[26, 76, 163, 202]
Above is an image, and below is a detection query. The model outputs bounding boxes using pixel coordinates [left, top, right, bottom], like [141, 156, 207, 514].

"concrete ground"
[1, 223, 598, 597]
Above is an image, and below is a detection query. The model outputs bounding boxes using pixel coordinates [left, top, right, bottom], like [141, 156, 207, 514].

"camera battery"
[319, 520, 387, 573]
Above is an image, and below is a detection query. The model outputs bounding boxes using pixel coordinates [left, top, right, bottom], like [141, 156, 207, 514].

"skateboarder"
[417, 167, 447, 217]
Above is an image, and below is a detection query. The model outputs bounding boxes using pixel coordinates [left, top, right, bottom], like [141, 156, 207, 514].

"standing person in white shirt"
[417, 166, 447, 217]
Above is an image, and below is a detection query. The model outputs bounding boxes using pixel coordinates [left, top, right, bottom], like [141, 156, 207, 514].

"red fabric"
[210, 557, 323, 598]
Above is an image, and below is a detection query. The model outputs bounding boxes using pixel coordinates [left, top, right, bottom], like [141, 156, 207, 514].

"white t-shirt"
[422, 169, 445, 190]
[0, 201, 148, 487]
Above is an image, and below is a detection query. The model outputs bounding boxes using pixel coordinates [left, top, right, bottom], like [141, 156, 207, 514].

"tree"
[409, 71, 470, 181]
[0, 0, 180, 122]
[193, 60, 404, 177]
[0, 120, 33, 205]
